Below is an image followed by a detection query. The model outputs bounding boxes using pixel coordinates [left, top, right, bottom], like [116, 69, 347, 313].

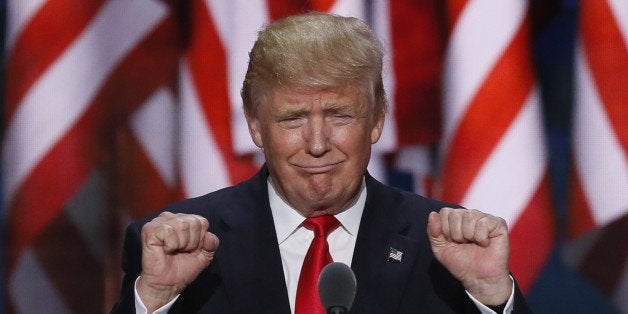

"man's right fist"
[137, 212, 219, 312]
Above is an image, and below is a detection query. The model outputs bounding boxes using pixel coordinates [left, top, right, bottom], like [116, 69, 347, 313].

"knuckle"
[159, 211, 175, 218]
[141, 220, 161, 236]
[161, 223, 175, 236]
[191, 215, 209, 230]
[462, 210, 475, 220]
[475, 217, 490, 231]
[175, 217, 190, 228]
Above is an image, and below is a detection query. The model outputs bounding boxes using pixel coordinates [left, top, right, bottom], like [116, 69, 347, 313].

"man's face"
[246, 85, 384, 217]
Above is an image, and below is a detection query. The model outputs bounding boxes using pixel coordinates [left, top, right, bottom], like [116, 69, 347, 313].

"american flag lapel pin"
[387, 247, 403, 263]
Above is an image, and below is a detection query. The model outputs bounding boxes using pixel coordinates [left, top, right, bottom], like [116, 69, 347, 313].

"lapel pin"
[387, 247, 403, 263]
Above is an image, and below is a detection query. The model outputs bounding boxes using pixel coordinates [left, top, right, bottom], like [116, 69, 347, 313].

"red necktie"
[295, 216, 341, 314]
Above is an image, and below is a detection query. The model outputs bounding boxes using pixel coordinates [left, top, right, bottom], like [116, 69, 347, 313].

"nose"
[305, 116, 331, 157]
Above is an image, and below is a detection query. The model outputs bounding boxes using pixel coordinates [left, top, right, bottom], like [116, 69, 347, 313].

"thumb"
[200, 232, 219, 261]
[427, 211, 443, 240]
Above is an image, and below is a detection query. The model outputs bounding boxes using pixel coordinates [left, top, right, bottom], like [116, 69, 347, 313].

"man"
[111, 13, 530, 314]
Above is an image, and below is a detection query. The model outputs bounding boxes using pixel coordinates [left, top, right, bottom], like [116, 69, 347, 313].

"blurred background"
[1, 0, 626, 313]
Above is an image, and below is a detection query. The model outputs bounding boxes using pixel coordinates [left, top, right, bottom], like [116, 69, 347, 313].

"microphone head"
[318, 262, 357, 313]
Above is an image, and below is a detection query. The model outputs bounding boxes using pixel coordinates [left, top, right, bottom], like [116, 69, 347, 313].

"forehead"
[267, 85, 368, 109]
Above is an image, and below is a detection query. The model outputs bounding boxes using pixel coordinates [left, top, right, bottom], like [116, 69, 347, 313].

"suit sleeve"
[110, 224, 144, 314]
[511, 279, 532, 313]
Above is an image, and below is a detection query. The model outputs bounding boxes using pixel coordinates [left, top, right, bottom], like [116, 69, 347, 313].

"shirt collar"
[268, 178, 366, 245]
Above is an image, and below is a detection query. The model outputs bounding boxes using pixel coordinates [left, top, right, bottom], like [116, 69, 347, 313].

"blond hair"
[241, 12, 387, 119]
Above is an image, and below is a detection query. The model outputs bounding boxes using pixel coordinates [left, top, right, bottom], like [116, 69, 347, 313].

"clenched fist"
[137, 212, 219, 312]
[427, 207, 512, 306]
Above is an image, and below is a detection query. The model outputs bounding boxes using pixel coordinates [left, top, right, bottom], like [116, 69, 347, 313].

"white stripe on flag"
[608, 0, 628, 43]
[206, 0, 270, 156]
[368, 0, 397, 182]
[180, 59, 231, 197]
[574, 45, 628, 226]
[329, 0, 366, 19]
[371, 0, 397, 155]
[131, 88, 178, 187]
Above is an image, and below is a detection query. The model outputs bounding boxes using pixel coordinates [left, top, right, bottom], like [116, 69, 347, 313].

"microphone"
[318, 262, 357, 314]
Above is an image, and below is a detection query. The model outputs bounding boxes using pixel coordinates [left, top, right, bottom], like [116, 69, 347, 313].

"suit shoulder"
[396, 186, 457, 208]
[366, 175, 459, 213]
[132, 175, 262, 227]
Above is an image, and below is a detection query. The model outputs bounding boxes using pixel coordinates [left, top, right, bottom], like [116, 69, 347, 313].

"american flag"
[3, 0, 184, 312]
[437, 0, 554, 293]
[566, 0, 628, 311]
[2, 0, 403, 312]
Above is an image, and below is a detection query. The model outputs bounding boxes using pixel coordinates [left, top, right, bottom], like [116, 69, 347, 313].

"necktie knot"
[303, 216, 340, 238]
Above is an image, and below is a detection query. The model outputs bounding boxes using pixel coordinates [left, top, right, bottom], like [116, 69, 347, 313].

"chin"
[303, 202, 344, 217]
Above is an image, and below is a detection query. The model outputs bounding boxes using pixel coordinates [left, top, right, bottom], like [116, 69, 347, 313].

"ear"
[245, 110, 264, 148]
[370, 111, 385, 144]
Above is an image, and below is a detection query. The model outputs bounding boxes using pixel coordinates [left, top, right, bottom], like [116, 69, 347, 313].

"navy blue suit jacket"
[111, 166, 531, 313]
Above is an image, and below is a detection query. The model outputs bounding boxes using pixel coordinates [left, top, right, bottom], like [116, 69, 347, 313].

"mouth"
[296, 162, 342, 174]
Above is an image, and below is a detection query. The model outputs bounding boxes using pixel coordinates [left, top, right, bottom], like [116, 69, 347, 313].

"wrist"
[464, 274, 513, 306]
[136, 276, 180, 312]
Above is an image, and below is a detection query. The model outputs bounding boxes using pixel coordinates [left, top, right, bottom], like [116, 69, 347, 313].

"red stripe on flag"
[266, 0, 341, 22]
[390, 0, 444, 146]
[5, 0, 106, 122]
[508, 174, 554, 292]
[187, 0, 257, 184]
[310, 0, 335, 12]
[445, 0, 467, 35]
[580, 0, 628, 157]
[267, 0, 310, 21]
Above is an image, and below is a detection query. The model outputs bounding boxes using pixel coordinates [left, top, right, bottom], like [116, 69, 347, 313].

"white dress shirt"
[134, 178, 514, 314]
[268, 178, 366, 313]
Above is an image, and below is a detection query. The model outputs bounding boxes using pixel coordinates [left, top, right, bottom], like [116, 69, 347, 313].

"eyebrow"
[272, 96, 365, 117]
[323, 102, 354, 112]
[272, 106, 308, 122]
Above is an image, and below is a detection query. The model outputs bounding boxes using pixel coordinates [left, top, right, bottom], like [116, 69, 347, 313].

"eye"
[328, 113, 354, 125]
[278, 116, 305, 129]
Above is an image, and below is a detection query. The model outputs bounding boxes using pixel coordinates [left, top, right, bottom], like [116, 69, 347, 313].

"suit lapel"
[213, 168, 291, 313]
[209, 170, 429, 313]
[350, 175, 424, 313]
